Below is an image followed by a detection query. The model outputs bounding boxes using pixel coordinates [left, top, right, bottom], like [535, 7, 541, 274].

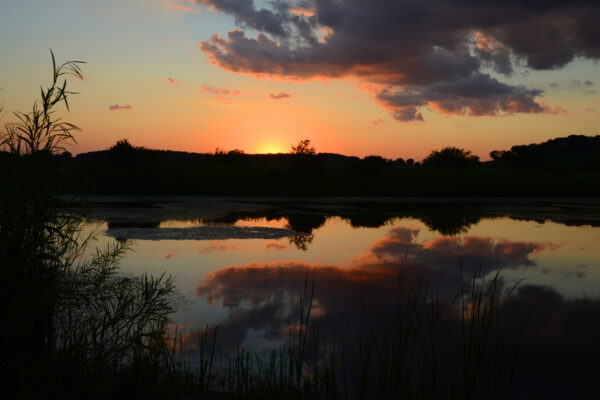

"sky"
[0, 0, 599, 160]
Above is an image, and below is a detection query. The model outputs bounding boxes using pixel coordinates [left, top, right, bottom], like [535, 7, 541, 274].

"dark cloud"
[197, 0, 600, 121]
[197, 0, 289, 37]
[108, 104, 132, 111]
[369, 227, 548, 271]
[376, 74, 546, 120]
[167, 77, 182, 85]
[364, 227, 554, 293]
[472, 31, 513, 75]
[269, 92, 291, 100]
[196, 260, 399, 348]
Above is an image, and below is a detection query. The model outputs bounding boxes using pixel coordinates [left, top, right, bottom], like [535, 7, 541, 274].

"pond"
[86, 196, 600, 397]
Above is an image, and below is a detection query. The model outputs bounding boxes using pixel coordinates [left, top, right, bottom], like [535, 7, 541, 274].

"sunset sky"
[1, 0, 598, 160]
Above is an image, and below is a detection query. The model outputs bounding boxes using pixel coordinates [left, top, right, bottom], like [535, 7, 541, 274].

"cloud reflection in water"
[196, 227, 553, 348]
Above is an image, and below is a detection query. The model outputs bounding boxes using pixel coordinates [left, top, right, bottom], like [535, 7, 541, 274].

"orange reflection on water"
[194, 226, 555, 351]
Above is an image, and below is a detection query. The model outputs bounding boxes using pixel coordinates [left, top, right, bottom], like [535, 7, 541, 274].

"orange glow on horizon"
[202, 106, 333, 156]
[256, 143, 287, 154]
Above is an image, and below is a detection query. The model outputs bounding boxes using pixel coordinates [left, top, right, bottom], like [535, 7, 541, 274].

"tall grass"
[1, 50, 84, 155]
[0, 52, 179, 399]
[171, 269, 521, 400]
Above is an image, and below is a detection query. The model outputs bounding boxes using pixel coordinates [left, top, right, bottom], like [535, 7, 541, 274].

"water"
[84, 198, 599, 335]
[85, 197, 600, 394]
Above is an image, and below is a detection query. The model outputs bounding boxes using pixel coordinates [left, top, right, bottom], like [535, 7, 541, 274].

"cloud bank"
[195, 0, 600, 121]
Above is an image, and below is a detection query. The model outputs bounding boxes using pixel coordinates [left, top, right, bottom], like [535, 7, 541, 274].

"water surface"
[86, 197, 600, 396]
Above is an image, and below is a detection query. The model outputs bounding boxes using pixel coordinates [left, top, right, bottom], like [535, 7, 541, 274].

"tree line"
[20, 134, 595, 196]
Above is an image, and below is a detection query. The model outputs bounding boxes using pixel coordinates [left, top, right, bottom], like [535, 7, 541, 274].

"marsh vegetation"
[165, 270, 523, 400]
[0, 53, 179, 399]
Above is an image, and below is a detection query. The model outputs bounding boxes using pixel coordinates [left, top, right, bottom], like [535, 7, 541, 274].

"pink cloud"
[199, 243, 238, 254]
[109, 104, 132, 111]
[371, 118, 384, 125]
[270, 92, 291, 100]
[201, 84, 241, 95]
[265, 241, 288, 250]
[289, 7, 316, 17]
[212, 95, 235, 106]
[539, 101, 569, 116]
[165, 253, 178, 259]
[162, 0, 198, 13]
[167, 77, 182, 85]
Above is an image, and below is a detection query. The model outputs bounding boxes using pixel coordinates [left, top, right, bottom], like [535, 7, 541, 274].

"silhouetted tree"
[110, 138, 135, 152]
[422, 146, 479, 168]
[291, 139, 316, 155]
[490, 150, 508, 161]
[363, 155, 389, 168]
[286, 213, 327, 250]
[108, 139, 158, 167]
[109, 139, 137, 163]
[288, 232, 314, 251]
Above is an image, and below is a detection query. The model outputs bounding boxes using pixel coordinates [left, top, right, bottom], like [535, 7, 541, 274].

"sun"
[256, 143, 286, 154]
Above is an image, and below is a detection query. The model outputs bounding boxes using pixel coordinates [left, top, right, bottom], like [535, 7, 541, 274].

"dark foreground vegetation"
[169, 271, 525, 400]
[13, 133, 597, 196]
[0, 53, 180, 399]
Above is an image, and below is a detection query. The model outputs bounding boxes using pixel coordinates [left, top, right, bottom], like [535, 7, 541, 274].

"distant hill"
[489, 134, 600, 173]
[76, 148, 360, 166]
[76, 149, 207, 162]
